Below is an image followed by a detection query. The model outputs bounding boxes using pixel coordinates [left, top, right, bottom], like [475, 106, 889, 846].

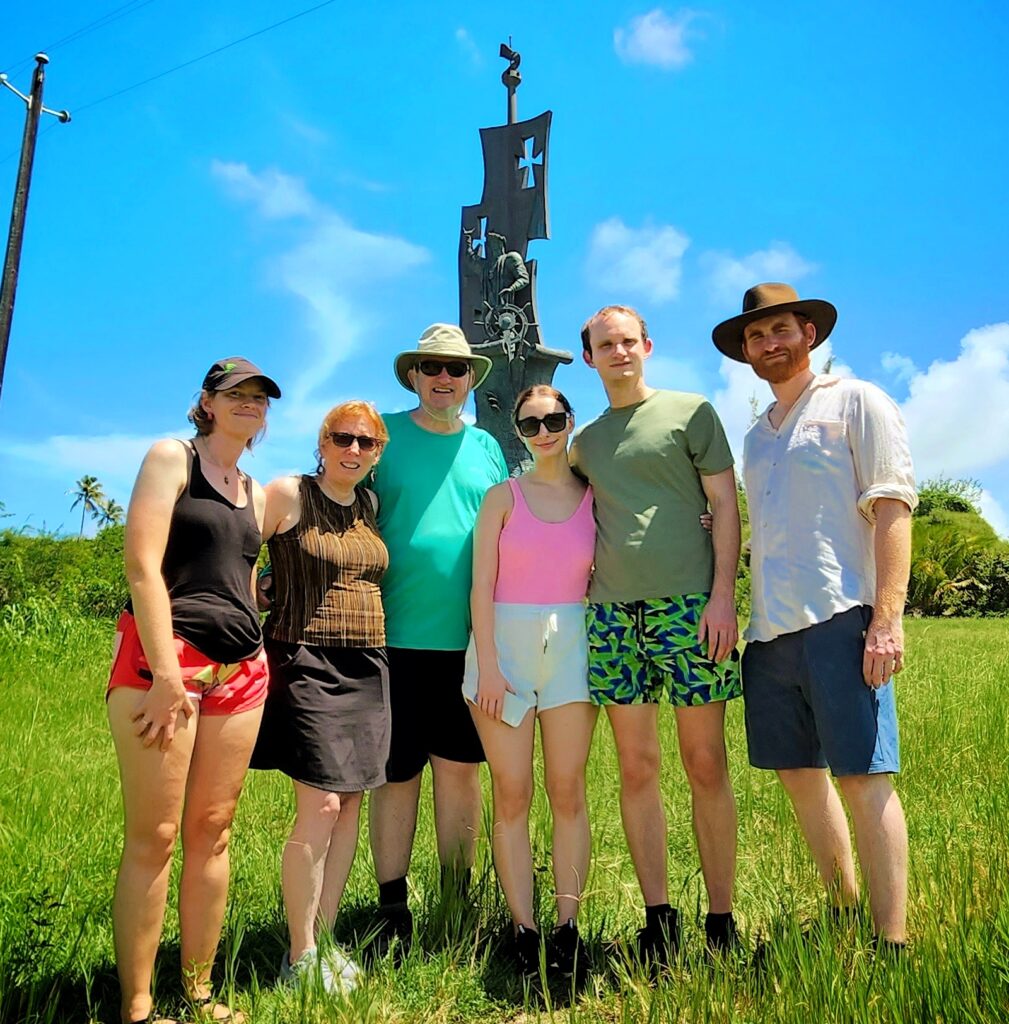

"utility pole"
[0, 53, 70, 402]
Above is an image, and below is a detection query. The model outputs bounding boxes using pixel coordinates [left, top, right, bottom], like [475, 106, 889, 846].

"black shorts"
[384, 647, 485, 783]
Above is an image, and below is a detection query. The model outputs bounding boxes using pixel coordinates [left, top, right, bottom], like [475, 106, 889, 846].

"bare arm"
[699, 468, 742, 664]
[863, 497, 912, 688]
[256, 476, 301, 610]
[123, 439, 194, 749]
[469, 483, 514, 720]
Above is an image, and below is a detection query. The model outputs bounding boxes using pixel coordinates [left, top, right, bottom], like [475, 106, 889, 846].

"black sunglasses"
[516, 412, 569, 437]
[417, 359, 471, 378]
[328, 431, 382, 452]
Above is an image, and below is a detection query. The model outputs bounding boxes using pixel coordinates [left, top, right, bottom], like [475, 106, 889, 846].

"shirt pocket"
[787, 419, 847, 475]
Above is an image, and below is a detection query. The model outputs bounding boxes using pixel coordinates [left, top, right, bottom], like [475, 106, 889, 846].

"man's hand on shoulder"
[863, 612, 904, 688]
[698, 589, 738, 665]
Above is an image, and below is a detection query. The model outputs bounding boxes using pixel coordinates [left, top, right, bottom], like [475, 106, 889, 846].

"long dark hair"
[513, 385, 574, 424]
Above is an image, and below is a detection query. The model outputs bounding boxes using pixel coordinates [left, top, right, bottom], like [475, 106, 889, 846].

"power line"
[74, 0, 341, 115]
[1, 1, 159, 77]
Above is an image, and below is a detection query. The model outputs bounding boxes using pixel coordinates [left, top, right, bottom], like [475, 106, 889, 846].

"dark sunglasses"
[417, 359, 471, 378]
[328, 431, 382, 452]
[516, 412, 569, 437]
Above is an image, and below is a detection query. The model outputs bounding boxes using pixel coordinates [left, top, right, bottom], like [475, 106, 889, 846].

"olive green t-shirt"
[569, 389, 734, 603]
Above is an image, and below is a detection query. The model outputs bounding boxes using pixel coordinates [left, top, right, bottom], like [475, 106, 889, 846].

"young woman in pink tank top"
[463, 386, 597, 979]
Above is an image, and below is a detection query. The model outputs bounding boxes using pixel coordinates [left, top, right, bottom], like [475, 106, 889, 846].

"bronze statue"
[458, 45, 572, 471]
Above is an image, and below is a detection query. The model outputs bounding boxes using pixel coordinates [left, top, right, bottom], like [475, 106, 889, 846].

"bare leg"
[178, 705, 263, 1001]
[539, 703, 598, 925]
[605, 704, 667, 906]
[470, 707, 536, 927]
[674, 702, 736, 913]
[369, 774, 422, 884]
[317, 791, 362, 931]
[282, 783, 343, 961]
[837, 774, 908, 942]
[777, 768, 859, 905]
[430, 755, 482, 870]
[108, 689, 196, 1024]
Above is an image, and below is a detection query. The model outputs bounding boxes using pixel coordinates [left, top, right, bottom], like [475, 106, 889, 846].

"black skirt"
[251, 640, 390, 792]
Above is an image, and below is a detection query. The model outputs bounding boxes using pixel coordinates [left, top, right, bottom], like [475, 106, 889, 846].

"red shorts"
[107, 611, 269, 716]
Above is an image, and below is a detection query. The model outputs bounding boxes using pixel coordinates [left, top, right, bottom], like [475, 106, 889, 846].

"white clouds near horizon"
[587, 217, 690, 303]
[614, 8, 703, 70]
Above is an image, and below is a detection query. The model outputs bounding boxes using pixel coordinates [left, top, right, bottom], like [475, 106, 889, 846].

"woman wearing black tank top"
[106, 358, 280, 1024]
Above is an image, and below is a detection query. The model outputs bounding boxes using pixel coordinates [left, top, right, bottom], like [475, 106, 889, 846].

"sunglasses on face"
[417, 360, 471, 378]
[328, 431, 382, 452]
[516, 412, 569, 437]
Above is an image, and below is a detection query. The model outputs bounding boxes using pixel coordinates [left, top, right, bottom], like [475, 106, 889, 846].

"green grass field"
[1, 609, 1007, 1023]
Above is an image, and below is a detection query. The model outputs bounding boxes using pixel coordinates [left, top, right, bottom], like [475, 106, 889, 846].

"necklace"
[197, 438, 239, 485]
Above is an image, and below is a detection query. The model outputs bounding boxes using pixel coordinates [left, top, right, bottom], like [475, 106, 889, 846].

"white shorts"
[462, 602, 591, 727]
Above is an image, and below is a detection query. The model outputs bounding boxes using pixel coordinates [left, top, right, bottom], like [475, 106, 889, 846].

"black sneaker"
[371, 901, 413, 959]
[635, 907, 681, 969]
[513, 925, 541, 976]
[546, 918, 580, 977]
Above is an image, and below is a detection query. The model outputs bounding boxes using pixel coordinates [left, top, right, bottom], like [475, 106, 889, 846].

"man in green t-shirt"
[569, 304, 742, 962]
[368, 324, 508, 952]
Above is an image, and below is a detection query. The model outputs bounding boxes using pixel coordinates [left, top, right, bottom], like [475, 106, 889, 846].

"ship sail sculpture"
[459, 43, 572, 472]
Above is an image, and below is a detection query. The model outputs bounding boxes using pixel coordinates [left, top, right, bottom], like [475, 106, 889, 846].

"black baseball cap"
[202, 356, 281, 398]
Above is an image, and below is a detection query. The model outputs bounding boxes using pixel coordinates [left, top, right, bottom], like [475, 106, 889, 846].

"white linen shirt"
[743, 374, 917, 642]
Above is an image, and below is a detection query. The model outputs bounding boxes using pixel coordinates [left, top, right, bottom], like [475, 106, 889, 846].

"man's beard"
[751, 348, 809, 384]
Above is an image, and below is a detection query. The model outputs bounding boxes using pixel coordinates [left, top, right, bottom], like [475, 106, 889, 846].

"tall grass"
[0, 616, 1007, 1022]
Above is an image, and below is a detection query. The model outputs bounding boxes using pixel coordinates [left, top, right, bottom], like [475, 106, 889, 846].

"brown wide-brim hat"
[711, 283, 837, 363]
[203, 356, 282, 398]
[394, 323, 493, 392]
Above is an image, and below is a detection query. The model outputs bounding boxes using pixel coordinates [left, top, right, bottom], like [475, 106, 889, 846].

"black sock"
[645, 903, 675, 930]
[705, 911, 736, 943]
[379, 876, 407, 906]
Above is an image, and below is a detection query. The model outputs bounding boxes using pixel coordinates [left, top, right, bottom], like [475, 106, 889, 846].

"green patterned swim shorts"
[586, 593, 741, 706]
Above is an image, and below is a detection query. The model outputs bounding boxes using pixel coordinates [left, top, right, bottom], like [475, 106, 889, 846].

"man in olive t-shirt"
[570, 304, 742, 961]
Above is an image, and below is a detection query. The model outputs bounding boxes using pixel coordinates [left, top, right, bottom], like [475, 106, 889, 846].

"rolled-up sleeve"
[847, 383, 918, 523]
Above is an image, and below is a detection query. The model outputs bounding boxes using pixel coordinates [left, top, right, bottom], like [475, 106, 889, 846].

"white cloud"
[881, 351, 916, 384]
[211, 160, 316, 219]
[980, 489, 1009, 539]
[614, 8, 702, 70]
[898, 322, 1009, 479]
[587, 217, 690, 303]
[702, 242, 816, 306]
[211, 161, 429, 411]
[455, 27, 483, 67]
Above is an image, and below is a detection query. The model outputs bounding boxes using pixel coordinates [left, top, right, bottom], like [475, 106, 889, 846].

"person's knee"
[619, 745, 661, 795]
[680, 742, 728, 792]
[837, 772, 894, 810]
[493, 773, 533, 821]
[125, 819, 180, 867]
[545, 771, 586, 820]
[183, 804, 236, 856]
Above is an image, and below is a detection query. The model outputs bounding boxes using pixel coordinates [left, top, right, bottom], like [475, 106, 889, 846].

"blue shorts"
[741, 605, 900, 776]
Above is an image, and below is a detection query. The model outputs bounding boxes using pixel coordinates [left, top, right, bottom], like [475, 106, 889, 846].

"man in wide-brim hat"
[368, 323, 507, 952]
[713, 282, 918, 949]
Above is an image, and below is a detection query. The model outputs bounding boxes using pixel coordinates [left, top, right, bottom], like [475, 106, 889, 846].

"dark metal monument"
[459, 44, 572, 471]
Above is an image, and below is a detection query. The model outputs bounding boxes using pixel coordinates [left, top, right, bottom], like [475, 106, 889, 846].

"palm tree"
[99, 498, 125, 527]
[69, 475, 106, 536]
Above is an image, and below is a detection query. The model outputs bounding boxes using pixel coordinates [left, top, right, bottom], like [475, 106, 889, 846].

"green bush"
[0, 526, 127, 619]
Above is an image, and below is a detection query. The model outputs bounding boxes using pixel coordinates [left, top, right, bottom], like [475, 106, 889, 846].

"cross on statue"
[517, 136, 542, 190]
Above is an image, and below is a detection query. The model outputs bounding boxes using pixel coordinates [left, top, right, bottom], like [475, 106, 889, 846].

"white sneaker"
[280, 947, 361, 995]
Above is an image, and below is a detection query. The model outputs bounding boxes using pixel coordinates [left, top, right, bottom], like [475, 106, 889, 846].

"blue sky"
[1, 1, 1007, 535]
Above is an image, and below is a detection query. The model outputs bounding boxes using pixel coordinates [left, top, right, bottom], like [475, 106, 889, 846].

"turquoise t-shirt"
[373, 411, 508, 650]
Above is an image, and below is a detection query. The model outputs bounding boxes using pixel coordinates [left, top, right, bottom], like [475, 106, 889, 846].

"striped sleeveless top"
[265, 475, 388, 647]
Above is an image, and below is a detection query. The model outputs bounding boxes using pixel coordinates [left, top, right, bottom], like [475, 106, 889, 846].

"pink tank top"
[493, 478, 595, 604]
